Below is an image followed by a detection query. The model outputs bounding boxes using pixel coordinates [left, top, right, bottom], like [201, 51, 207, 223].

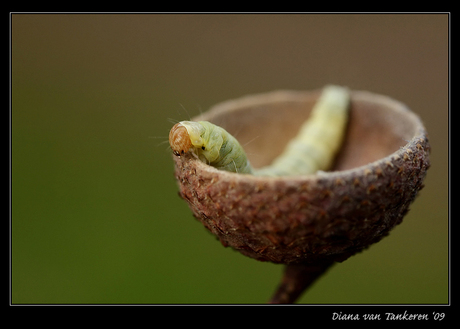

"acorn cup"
[171, 89, 430, 304]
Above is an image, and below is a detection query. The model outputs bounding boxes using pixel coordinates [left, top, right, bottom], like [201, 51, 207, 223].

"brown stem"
[269, 261, 334, 304]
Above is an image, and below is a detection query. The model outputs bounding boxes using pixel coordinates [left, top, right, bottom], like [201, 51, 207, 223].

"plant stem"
[269, 261, 334, 304]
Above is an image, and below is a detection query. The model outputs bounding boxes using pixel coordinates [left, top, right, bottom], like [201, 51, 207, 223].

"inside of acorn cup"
[194, 90, 419, 172]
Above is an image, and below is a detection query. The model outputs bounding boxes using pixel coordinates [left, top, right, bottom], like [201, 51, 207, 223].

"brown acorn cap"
[172, 88, 430, 302]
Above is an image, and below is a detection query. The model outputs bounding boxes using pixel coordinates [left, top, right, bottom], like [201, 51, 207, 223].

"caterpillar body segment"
[169, 85, 350, 177]
[255, 85, 350, 176]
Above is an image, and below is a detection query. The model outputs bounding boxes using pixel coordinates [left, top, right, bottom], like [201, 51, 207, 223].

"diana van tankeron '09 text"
[332, 311, 435, 321]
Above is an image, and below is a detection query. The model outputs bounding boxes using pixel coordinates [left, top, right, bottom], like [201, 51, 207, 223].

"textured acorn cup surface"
[172, 89, 430, 266]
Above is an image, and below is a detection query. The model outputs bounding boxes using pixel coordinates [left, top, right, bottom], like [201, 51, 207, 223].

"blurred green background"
[11, 13, 448, 304]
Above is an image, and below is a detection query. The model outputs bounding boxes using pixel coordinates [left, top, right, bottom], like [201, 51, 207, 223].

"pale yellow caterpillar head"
[169, 123, 192, 156]
[169, 121, 206, 156]
[169, 121, 225, 165]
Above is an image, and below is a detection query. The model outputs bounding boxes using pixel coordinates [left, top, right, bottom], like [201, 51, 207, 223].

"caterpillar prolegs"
[169, 85, 350, 176]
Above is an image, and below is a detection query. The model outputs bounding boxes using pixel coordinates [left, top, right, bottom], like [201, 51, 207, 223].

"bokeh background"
[12, 13, 448, 304]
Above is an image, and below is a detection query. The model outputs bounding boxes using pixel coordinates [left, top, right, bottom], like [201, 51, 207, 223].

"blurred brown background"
[12, 13, 448, 304]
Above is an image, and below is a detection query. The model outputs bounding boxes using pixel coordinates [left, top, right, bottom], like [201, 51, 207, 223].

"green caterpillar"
[169, 85, 350, 176]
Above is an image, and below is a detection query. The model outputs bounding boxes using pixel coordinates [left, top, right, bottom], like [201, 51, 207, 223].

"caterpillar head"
[169, 121, 224, 164]
[169, 121, 206, 156]
[169, 123, 192, 156]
